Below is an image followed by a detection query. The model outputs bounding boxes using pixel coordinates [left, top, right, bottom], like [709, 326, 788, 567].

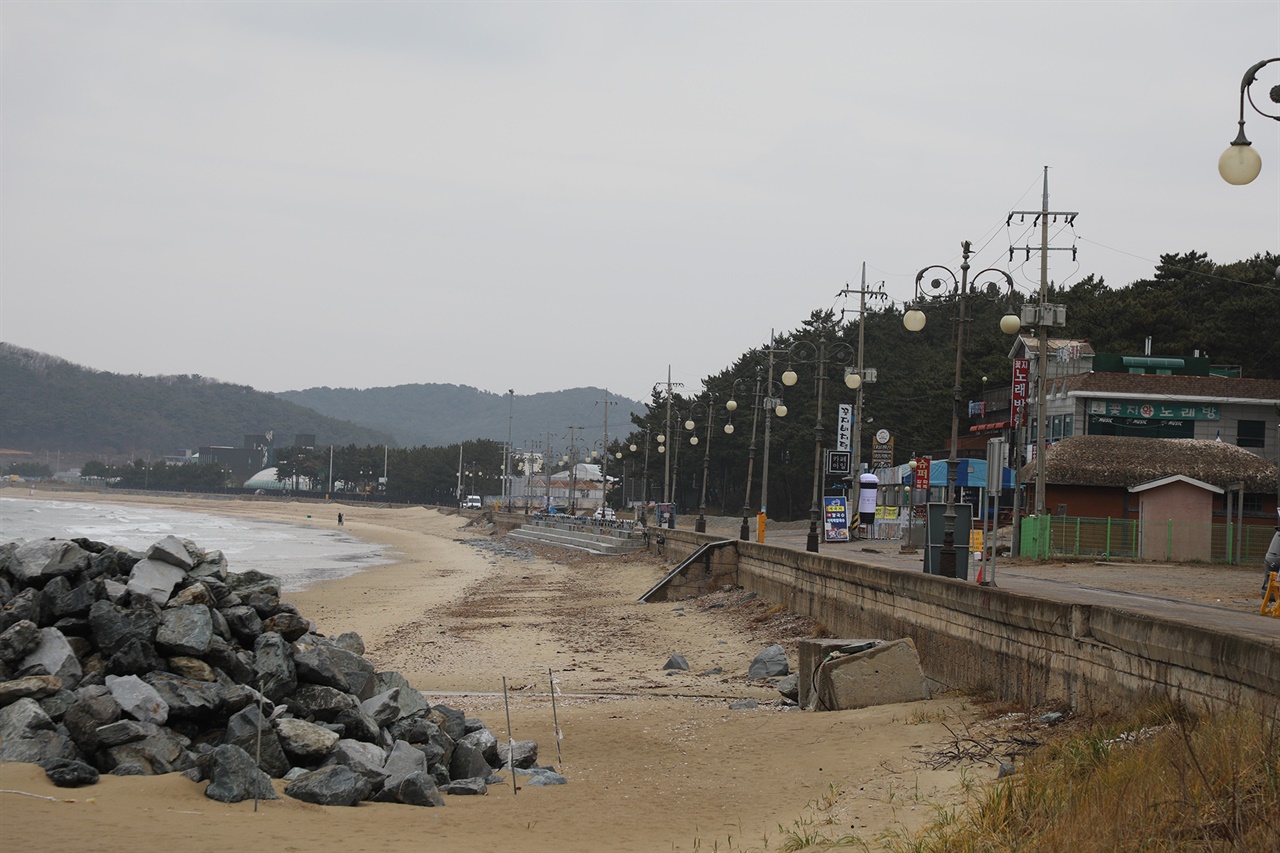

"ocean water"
[0, 496, 393, 591]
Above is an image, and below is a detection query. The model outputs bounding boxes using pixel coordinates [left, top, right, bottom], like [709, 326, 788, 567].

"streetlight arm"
[1240, 58, 1280, 127]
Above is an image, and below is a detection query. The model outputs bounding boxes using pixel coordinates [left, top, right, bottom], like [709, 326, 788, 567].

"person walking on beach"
[337, 512, 344, 526]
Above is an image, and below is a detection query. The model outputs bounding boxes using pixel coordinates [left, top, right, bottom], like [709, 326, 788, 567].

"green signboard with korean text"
[1087, 399, 1221, 421]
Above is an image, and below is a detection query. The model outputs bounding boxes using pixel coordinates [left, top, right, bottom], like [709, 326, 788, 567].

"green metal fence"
[1020, 515, 1273, 563]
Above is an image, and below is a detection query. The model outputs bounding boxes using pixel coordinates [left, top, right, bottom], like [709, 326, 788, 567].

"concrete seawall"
[654, 528, 1279, 713]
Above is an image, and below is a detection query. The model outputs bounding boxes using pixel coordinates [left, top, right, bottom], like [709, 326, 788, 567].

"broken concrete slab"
[801, 638, 930, 712]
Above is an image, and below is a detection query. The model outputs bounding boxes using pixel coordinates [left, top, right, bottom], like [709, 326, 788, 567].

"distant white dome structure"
[244, 467, 314, 491]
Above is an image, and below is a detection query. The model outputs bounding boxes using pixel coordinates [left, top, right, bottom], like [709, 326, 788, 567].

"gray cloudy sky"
[2, 1, 1276, 406]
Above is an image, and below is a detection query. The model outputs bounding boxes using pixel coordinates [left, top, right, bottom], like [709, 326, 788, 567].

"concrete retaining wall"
[654, 529, 1279, 712]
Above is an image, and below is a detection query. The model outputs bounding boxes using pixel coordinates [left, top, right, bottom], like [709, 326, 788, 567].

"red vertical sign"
[915, 456, 931, 496]
[1011, 358, 1030, 428]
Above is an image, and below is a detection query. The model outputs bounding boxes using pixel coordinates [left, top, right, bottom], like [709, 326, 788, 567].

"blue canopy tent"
[902, 459, 1016, 520]
[909, 459, 1015, 490]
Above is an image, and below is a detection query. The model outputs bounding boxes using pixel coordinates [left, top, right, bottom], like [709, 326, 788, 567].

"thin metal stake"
[254, 685, 265, 812]
[548, 667, 564, 770]
[502, 676, 518, 796]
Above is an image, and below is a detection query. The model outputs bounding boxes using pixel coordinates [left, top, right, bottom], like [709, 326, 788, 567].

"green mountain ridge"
[275, 384, 646, 449]
[0, 343, 394, 462]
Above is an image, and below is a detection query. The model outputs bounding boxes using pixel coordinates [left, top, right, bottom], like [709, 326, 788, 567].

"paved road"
[702, 525, 1280, 642]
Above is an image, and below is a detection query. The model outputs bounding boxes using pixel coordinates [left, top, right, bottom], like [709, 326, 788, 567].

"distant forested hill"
[275, 384, 645, 448]
[0, 344, 394, 461]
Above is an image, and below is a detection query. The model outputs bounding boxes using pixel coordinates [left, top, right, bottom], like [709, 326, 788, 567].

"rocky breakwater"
[0, 535, 558, 806]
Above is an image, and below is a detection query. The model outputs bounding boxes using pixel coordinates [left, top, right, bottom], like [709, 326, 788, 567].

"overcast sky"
[3, 1, 1276, 406]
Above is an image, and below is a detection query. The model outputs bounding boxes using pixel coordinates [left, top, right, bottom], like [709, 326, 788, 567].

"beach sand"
[2, 491, 990, 852]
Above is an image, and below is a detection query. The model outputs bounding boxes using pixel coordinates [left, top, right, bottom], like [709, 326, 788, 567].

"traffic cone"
[975, 560, 984, 585]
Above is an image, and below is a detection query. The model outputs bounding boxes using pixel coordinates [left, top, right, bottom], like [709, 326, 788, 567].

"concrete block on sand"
[808, 638, 930, 712]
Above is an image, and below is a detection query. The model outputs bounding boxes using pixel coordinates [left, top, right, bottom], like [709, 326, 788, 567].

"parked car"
[461, 495, 482, 509]
[593, 506, 617, 520]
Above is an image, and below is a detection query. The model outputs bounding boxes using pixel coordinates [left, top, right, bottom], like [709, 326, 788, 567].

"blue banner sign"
[823, 496, 849, 542]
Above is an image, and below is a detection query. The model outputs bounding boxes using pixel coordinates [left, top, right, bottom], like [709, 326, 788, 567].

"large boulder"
[144, 536, 196, 571]
[361, 688, 402, 727]
[0, 697, 77, 764]
[42, 757, 100, 787]
[7, 540, 89, 585]
[0, 674, 64, 708]
[291, 645, 353, 693]
[448, 740, 492, 781]
[126, 559, 187, 605]
[224, 571, 281, 601]
[222, 704, 291, 778]
[20, 628, 82, 688]
[95, 719, 163, 748]
[275, 717, 339, 763]
[324, 738, 388, 788]
[189, 551, 228, 581]
[371, 672, 429, 717]
[104, 729, 193, 775]
[254, 633, 297, 702]
[220, 606, 262, 646]
[284, 684, 357, 723]
[106, 674, 169, 725]
[0, 620, 42, 664]
[204, 743, 277, 803]
[382, 739, 428, 789]
[0, 589, 40, 634]
[62, 686, 122, 751]
[375, 770, 445, 806]
[458, 728, 498, 767]
[43, 577, 98, 622]
[429, 704, 467, 742]
[89, 599, 160, 658]
[497, 739, 539, 770]
[262, 613, 310, 642]
[142, 672, 224, 720]
[747, 644, 789, 678]
[156, 605, 214, 656]
[284, 764, 371, 807]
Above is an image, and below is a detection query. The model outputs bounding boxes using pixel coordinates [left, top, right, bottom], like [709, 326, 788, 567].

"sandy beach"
[2, 491, 998, 852]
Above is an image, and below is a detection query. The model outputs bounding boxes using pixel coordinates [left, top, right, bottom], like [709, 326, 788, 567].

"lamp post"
[726, 368, 762, 541]
[905, 240, 1020, 578]
[902, 457, 919, 554]
[627, 428, 655, 509]
[780, 338, 861, 553]
[1219, 58, 1279, 185]
[758, 338, 789, 542]
[681, 396, 717, 533]
[725, 366, 789, 541]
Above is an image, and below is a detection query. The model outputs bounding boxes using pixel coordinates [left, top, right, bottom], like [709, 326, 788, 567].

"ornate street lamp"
[780, 338, 862, 553]
[681, 395, 718, 533]
[1219, 58, 1279, 185]
[905, 241, 1019, 578]
[725, 366, 786, 541]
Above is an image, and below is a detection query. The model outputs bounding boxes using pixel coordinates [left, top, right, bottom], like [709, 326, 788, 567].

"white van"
[462, 495, 482, 509]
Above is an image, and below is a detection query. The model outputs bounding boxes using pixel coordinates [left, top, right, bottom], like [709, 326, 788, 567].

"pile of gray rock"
[0, 535, 556, 806]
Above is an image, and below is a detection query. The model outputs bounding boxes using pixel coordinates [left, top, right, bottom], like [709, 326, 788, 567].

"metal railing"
[1020, 514, 1273, 563]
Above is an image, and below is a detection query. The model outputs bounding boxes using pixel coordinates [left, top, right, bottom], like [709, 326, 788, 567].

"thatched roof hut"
[1023, 436, 1277, 494]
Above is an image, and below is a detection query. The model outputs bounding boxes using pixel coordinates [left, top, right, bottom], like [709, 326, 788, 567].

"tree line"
[74, 250, 1276, 519]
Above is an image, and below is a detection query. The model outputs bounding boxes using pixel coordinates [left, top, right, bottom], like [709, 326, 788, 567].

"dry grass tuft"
[896, 700, 1280, 852]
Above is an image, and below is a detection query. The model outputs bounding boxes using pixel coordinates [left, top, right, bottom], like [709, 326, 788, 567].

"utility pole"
[663, 367, 673, 504]
[566, 426, 583, 514]
[659, 366, 683, 510]
[1009, 166, 1076, 520]
[504, 389, 514, 504]
[837, 264, 887, 479]
[759, 331, 788, 541]
[597, 388, 617, 511]
[545, 430, 553, 510]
